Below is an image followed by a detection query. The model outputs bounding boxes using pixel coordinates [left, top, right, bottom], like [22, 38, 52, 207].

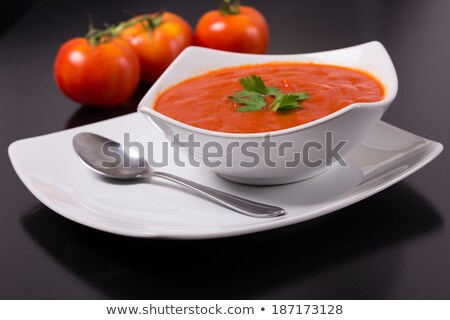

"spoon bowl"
[73, 132, 151, 179]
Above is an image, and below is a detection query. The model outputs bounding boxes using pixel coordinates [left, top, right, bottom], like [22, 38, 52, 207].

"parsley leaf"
[271, 92, 309, 111]
[291, 92, 309, 100]
[267, 86, 284, 96]
[229, 74, 309, 112]
[234, 89, 260, 98]
[239, 75, 268, 94]
[229, 90, 266, 112]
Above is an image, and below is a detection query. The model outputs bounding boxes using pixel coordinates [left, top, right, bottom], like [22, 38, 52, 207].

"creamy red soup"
[153, 63, 384, 133]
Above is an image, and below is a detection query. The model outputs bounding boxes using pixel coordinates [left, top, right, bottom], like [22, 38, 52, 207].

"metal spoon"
[72, 132, 286, 218]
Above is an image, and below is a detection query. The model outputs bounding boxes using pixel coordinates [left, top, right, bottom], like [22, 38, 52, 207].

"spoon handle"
[152, 171, 286, 218]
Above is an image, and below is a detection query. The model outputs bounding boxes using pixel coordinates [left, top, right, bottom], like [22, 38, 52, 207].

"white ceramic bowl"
[138, 41, 398, 185]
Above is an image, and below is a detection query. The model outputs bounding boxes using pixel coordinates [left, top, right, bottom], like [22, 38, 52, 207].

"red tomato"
[195, 1, 269, 54]
[120, 12, 193, 83]
[54, 37, 140, 107]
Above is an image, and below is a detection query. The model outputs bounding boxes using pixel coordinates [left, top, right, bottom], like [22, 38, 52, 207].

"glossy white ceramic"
[9, 113, 442, 239]
[138, 41, 398, 184]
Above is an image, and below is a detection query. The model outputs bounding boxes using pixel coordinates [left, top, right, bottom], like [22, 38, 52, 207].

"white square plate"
[9, 113, 442, 239]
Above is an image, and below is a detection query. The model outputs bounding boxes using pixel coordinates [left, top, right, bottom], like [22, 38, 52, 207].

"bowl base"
[217, 167, 330, 186]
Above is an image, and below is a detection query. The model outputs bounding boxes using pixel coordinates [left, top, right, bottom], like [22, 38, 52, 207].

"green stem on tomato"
[85, 11, 165, 46]
[127, 10, 165, 33]
[219, 0, 240, 15]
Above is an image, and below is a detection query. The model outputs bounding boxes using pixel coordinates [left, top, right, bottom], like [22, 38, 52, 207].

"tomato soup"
[153, 63, 384, 133]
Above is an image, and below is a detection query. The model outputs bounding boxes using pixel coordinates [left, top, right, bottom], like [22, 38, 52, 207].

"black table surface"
[1, 0, 449, 299]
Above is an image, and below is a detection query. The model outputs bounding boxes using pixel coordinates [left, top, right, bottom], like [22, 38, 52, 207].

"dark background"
[1, 0, 449, 299]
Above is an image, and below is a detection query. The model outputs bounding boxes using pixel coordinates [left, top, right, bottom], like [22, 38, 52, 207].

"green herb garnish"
[230, 90, 266, 112]
[228, 75, 308, 112]
[271, 92, 309, 111]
